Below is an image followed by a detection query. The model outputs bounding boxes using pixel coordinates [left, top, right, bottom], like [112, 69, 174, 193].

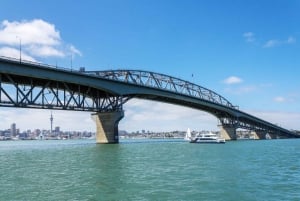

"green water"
[1, 139, 300, 201]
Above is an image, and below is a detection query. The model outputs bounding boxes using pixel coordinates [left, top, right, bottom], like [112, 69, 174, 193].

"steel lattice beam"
[85, 70, 235, 108]
[0, 73, 129, 112]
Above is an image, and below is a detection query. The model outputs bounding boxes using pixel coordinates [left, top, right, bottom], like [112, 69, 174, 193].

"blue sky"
[0, 0, 300, 132]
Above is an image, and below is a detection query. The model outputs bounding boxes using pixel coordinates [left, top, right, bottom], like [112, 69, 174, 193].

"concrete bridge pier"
[251, 131, 267, 139]
[251, 131, 284, 139]
[92, 110, 124, 144]
[219, 125, 237, 140]
[268, 133, 281, 139]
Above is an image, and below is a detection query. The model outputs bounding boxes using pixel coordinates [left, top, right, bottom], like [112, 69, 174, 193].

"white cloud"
[223, 76, 243, 85]
[121, 99, 219, 132]
[0, 19, 81, 60]
[2, 99, 300, 133]
[263, 36, 296, 48]
[224, 85, 256, 95]
[0, 46, 36, 61]
[27, 45, 65, 57]
[223, 77, 274, 95]
[274, 96, 286, 103]
[236, 86, 256, 93]
[273, 94, 297, 103]
[0, 99, 220, 133]
[0, 19, 60, 46]
[248, 110, 300, 130]
[243, 32, 296, 48]
[263, 39, 280, 48]
[69, 45, 82, 57]
[243, 32, 255, 42]
[0, 108, 94, 132]
[287, 36, 296, 44]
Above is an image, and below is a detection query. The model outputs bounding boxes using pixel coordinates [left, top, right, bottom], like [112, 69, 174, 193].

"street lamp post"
[71, 54, 73, 71]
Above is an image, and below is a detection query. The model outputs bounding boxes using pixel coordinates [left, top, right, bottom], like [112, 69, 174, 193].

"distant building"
[50, 112, 54, 134]
[10, 123, 17, 136]
[55, 126, 60, 133]
[34, 129, 41, 135]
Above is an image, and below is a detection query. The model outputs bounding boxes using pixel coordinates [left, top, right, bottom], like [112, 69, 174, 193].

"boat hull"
[189, 138, 226, 144]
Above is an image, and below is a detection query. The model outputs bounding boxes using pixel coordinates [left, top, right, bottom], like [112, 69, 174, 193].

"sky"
[0, 0, 300, 132]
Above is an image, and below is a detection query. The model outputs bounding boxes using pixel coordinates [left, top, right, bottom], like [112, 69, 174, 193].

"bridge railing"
[0, 55, 73, 72]
[85, 70, 235, 108]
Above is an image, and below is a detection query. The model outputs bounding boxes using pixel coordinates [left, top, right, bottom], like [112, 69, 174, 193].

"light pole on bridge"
[16, 36, 22, 63]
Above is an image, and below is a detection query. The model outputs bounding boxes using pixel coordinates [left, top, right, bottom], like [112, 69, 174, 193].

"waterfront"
[1, 139, 300, 201]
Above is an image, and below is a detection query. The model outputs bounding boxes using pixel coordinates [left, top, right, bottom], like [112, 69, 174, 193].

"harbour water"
[1, 139, 300, 201]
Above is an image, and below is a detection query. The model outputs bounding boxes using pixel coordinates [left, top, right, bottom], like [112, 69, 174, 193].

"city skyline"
[0, 1, 300, 132]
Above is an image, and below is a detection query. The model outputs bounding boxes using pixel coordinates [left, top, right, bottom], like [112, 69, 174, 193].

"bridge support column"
[251, 131, 282, 139]
[219, 125, 236, 140]
[92, 110, 124, 144]
[267, 133, 279, 139]
[251, 131, 267, 139]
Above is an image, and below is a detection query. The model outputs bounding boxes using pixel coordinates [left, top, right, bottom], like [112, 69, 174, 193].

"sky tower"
[50, 112, 53, 134]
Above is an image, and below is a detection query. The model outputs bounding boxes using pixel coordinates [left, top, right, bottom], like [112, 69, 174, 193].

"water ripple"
[1, 139, 300, 200]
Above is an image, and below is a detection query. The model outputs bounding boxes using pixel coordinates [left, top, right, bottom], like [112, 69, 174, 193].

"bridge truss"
[0, 73, 129, 112]
[85, 70, 235, 108]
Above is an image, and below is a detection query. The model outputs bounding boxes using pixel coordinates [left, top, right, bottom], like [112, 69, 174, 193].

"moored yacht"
[184, 128, 192, 141]
[189, 132, 225, 143]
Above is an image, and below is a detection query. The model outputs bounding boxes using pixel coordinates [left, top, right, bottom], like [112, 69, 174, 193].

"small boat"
[184, 128, 192, 141]
[187, 131, 225, 144]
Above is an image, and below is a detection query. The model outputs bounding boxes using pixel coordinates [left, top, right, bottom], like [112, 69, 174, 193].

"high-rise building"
[10, 123, 17, 136]
[50, 112, 53, 134]
[55, 126, 60, 133]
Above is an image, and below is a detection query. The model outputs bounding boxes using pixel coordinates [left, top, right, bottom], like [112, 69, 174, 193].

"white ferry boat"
[185, 129, 225, 144]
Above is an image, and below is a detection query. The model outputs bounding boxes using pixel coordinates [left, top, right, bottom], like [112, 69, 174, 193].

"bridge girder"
[0, 73, 130, 112]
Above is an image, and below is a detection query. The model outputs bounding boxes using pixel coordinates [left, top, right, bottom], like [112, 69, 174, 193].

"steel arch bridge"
[0, 56, 298, 142]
